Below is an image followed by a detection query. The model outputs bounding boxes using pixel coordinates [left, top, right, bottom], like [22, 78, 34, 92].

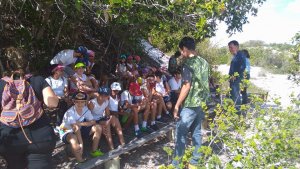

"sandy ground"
[217, 64, 299, 108]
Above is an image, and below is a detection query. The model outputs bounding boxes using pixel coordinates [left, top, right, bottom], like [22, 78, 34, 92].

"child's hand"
[72, 123, 81, 132]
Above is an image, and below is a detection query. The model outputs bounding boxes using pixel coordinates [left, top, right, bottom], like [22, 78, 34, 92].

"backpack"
[168, 57, 177, 74]
[0, 76, 43, 143]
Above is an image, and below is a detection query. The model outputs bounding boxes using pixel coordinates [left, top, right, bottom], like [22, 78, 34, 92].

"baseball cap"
[76, 46, 88, 56]
[137, 77, 143, 85]
[111, 82, 122, 91]
[74, 62, 86, 69]
[127, 55, 133, 60]
[142, 68, 149, 74]
[73, 92, 88, 100]
[87, 50, 95, 58]
[120, 54, 127, 59]
[129, 82, 142, 96]
[134, 55, 141, 62]
[98, 86, 110, 95]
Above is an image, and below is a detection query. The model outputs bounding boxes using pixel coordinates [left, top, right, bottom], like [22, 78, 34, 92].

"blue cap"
[98, 86, 110, 95]
[76, 46, 88, 56]
[120, 54, 127, 59]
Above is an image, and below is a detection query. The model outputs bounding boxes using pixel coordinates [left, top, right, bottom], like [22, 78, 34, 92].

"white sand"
[217, 64, 299, 108]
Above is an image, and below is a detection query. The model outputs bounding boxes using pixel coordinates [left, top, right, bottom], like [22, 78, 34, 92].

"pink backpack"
[0, 76, 43, 143]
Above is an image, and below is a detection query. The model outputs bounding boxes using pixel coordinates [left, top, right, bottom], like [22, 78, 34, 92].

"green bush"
[160, 76, 300, 169]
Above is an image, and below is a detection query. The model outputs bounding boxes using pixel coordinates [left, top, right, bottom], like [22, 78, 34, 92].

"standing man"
[228, 40, 246, 111]
[172, 37, 210, 169]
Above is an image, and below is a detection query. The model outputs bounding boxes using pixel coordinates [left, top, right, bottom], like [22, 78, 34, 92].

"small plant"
[163, 146, 173, 164]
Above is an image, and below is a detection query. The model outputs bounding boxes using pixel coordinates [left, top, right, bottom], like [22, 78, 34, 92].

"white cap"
[111, 82, 122, 91]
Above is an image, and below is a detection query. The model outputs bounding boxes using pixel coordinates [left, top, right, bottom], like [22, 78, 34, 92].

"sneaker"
[156, 117, 166, 123]
[140, 127, 148, 132]
[117, 144, 125, 149]
[90, 150, 104, 157]
[164, 111, 173, 118]
[135, 130, 142, 138]
[150, 124, 159, 131]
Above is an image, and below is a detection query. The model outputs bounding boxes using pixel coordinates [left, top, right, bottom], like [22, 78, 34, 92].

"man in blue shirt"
[228, 40, 246, 113]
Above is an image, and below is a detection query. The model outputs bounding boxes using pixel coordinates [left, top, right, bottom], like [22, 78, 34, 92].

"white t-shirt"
[90, 98, 109, 120]
[109, 96, 119, 112]
[168, 77, 182, 91]
[50, 49, 77, 66]
[118, 63, 127, 73]
[121, 90, 133, 105]
[45, 76, 68, 97]
[60, 106, 93, 138]
[70, 73, 88, 90]
[155, 81, 167, 96]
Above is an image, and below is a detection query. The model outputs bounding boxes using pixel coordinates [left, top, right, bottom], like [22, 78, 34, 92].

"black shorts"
[62, 126, 92, 144]
[163, 96, 171, 103]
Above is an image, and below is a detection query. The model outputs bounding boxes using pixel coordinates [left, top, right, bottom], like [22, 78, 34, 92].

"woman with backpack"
[0, 47, 59, 169]
[45, 64, 70, 126]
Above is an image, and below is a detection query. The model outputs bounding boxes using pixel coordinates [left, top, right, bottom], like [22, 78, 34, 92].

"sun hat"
[98, 86, 110, 95]
[49, 64, 64, 73]
[73, 92, 88, 100]
[74, 62, 86, 69]
[129, 82, 142, 96]
[111, 82, 122, 91]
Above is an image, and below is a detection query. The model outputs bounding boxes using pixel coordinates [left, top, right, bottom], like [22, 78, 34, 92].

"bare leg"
[101, 121, 114, 150]
[150, 101, 157, 122]
[166, 101, 172, 111]
[90, 125, 102, 151]
[142, 103, 150, 122]
[132, 107, 139, 125]
[67, 133, 83, 162]
[110, 116, 125, 145]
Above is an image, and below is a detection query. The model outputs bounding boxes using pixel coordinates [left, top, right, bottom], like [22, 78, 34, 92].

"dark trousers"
[230, 78, 242, 113]
[0, 124, 56, 169]
[241, 74, 250, 104]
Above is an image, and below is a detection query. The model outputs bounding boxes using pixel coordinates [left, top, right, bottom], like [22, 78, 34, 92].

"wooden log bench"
[74, 122, 176, 169]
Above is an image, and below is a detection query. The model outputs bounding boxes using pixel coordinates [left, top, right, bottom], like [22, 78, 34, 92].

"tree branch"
[51, 14, 67, 55]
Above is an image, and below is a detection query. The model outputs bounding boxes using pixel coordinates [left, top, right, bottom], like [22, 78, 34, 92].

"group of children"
[46, 46, 182, 162]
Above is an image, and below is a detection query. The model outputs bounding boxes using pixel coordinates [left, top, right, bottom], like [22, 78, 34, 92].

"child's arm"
[105, 107, 110, 116]
[121, 99, 136, 109]
[164, 81, 171, 95]
[87, 101, 94, 111]
[75, 120, 96, 127]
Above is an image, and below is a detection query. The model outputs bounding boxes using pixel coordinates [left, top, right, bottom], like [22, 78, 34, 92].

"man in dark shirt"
[228, 40, 246, 112]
